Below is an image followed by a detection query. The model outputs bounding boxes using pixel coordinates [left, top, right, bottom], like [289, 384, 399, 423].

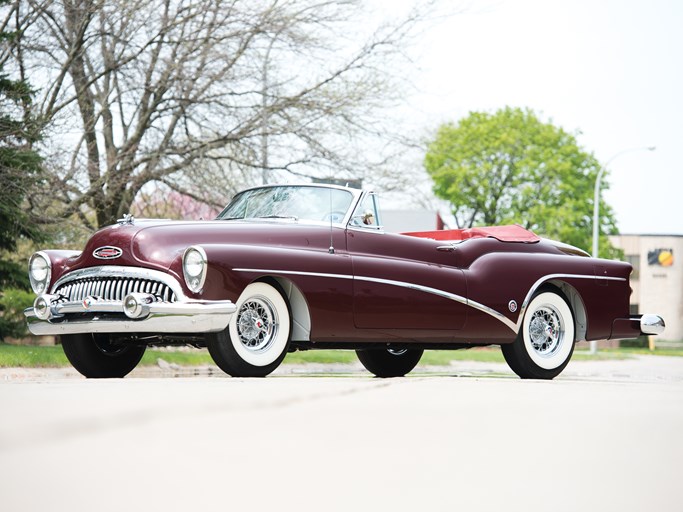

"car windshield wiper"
[256, 215, 299, 220]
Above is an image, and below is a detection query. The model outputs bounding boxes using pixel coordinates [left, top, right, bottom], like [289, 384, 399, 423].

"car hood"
[65, 219, 327, 275]
[70, 220, 188, 271]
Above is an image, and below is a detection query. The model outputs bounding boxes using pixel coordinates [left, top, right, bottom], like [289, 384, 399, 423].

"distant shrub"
[0, 288, 35, 341]
[620, 336, 649, 349]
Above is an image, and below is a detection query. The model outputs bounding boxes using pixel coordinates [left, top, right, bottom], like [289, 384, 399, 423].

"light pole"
[260, 37, 275, 185]
[590, 145, 656, 354]
[260, 29, 285, 185]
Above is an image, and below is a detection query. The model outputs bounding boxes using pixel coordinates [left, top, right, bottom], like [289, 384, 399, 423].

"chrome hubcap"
[236, 296, 279, 352]
[528, 305, 564, 357]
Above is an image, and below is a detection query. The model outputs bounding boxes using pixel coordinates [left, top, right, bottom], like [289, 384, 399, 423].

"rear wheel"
[207, 282, 291, 377]
[61, 333, 145, 378]
[502, 290, 575, 379]
[356, 348, 424, 378]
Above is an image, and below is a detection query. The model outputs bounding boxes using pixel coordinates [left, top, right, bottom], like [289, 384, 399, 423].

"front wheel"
[502, 290, 575, 380]
[61, 333, 145, 378]
[207, 282, 291, 377]
[356, 348, 424, 378]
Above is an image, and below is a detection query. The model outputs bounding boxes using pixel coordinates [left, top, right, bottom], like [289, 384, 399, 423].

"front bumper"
[24, 295, 236, 336]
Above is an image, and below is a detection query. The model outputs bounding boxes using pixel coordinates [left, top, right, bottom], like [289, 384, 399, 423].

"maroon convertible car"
[25, 183, 664, 379]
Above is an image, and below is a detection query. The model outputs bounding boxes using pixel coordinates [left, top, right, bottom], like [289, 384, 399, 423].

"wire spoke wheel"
[528, 305, 564, 357]
[502, 290, 575, 380]
[207, 282, 291, 377]
[236, 297, 279, 352]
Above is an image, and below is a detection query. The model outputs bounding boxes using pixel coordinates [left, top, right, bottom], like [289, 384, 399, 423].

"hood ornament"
[117, 213, 135, 225]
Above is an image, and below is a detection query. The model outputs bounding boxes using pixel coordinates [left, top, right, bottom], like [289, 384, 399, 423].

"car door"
[347, 224, 468, 331]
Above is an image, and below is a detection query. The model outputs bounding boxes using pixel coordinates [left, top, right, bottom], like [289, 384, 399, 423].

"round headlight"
[184, 250, 204, 277]
[29, 252, 52, 294]
[183, 246, 207, 293]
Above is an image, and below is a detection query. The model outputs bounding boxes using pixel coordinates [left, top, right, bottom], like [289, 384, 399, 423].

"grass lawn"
[0, 344, 516, 368]
[2, 342, 680, 369]
[0, 344, 70, 368]
[599, 347, 683, 357]
[0, 343, 216, 368]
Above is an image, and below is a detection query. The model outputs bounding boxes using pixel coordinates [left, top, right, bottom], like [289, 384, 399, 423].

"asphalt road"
[1, 356, 682, 512]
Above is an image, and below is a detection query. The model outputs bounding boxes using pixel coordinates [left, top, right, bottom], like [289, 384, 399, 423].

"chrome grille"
[55, 277, 177, 303]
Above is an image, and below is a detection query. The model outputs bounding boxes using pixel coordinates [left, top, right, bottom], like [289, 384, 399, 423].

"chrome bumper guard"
[639, 314, 665, 335]
[24, 293, 236, 336]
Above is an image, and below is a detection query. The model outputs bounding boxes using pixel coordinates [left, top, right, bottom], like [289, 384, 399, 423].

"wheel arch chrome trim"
[515, 273, 626, 332]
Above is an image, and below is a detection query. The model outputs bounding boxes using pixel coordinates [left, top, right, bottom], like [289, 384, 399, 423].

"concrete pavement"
[1, 356, 682, 512]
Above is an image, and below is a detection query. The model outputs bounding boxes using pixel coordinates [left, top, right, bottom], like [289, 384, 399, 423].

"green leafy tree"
[0, 2, 47, 340]
[0, 77, 44, 289]
[424, 107, 619, 257]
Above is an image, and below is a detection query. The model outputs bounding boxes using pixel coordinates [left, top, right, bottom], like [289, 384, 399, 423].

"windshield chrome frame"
[218, 183, 367, 228]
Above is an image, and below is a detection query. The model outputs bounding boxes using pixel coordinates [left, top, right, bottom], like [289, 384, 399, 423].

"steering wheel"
[322, 211, 346, 223]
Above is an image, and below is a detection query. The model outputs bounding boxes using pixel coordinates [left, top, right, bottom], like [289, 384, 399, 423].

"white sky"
[394, 0, 683, 235]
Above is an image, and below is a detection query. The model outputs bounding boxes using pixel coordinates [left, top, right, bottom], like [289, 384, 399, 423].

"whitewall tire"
[207, 282, 291, 377]
[502, 290, 575, 380]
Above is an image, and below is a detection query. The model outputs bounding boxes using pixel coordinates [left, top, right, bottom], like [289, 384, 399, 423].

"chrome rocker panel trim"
[25, 299, 236, 336]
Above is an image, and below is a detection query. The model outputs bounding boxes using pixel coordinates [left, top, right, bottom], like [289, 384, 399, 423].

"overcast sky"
[396, 0, 682, 235]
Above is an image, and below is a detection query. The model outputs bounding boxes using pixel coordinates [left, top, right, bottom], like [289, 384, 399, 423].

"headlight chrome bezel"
[29, 252, 52, 294]
[182, 246, 208, 294]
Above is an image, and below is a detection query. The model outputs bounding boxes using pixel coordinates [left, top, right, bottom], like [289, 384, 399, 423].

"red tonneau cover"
[402, 224, 540, 243]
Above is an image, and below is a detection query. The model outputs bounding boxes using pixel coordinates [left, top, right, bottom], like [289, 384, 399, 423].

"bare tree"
[1, 0, 435, 228]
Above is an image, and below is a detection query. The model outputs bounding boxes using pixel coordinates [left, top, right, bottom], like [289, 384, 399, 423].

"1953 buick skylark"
[25, 183, 665, 379]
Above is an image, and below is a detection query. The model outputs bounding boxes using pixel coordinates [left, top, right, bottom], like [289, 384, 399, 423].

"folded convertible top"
[402, 224, 540, 243]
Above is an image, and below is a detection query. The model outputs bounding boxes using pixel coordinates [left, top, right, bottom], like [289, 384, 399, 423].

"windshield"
[217, 185, 355, 224]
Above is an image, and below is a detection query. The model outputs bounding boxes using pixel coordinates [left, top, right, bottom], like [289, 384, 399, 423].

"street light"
[590, 145, 656, 354]
[592, 146, 656, 258]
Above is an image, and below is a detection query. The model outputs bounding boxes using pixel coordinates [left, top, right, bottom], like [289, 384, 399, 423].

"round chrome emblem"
[93, 246, 123, 259]
[508, 300, 518, 313]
